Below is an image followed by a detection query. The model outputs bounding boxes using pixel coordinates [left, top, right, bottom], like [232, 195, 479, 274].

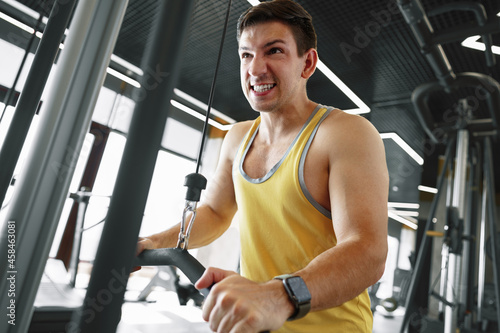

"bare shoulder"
[316, 109, 383, 155]
[219, 120, 255, 162]
[321, 109, 380, 139]
[226, 120, 254, 140]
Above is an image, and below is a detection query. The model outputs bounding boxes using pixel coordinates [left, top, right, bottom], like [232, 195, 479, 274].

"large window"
[48, 132, 95, 257]
[142, 150, 197, 235]
[64, 125, 200, 262]
[59, 131, 126, 261]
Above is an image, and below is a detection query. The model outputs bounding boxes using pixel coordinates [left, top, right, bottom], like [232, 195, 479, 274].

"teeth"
[253, 84, 274, 92]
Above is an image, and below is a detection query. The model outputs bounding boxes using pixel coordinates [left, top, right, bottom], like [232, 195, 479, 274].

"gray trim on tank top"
[239, 104, 324, 184]
[298, 107, 334, 219]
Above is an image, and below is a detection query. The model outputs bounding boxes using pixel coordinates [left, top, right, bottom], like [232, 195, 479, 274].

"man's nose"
[248, 56, 267, 77]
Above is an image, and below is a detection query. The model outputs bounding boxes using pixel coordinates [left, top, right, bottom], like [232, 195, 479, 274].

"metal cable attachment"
[177, 201, 198, 249]
[176, 173, 207, 250]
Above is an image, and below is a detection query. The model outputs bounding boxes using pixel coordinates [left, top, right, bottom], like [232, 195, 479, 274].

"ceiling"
[3, 0, 500, 216]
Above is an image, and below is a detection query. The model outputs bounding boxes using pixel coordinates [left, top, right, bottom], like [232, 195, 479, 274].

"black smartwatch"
[274, 274, 311, 321]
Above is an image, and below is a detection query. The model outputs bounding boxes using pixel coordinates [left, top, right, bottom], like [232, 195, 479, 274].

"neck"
[258, 100, 318, 144]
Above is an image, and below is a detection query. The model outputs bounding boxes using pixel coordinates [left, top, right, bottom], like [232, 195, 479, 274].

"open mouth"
[251, 84, 276, 93]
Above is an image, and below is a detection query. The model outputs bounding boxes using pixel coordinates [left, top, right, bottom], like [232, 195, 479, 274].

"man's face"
[238, 21, 307, 113]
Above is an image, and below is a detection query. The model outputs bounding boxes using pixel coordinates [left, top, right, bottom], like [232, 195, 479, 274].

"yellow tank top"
[232, 105, 373, 332]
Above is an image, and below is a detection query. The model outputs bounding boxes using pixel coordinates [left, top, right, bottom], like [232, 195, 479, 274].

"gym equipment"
[0, 0, 128, 332]
[0, 10, 42, 124]
[67, 187, 111, 288]
[486, 233, 500, 262]
[135, 249, 272, 333]
[368, 282, 399, 314]
[136, 266, 204, 307]
[68, 188, 92, 288]
[135, 248, 209, 297]
[0, 0, 77, 209]
[29, 259, 83, 333]
[397, 1, 500, 332]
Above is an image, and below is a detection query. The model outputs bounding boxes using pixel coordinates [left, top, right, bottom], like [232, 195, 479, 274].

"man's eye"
[241, 53, 251, 59]
[269, 48, 283, 54]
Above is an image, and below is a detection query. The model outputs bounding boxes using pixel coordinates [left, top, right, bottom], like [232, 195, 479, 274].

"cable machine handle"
[135, 248, 270, 333]
[135, 248, 208, 296]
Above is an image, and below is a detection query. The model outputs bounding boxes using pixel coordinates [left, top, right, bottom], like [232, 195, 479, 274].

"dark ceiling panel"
[113, 0, 160, 68]
[177, 0, 254, 121]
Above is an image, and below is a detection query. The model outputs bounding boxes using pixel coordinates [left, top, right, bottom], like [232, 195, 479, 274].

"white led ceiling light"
[418, 185, 438, 194]
[387, 202, 419, 229]
[388, 211, 418, 230]
[388, 202, 419, 210]
[462, 36, 500, 55]
[106, 67, 140, 88]
[380, 132, 423, 230]
[173, 89, 236, 125]
[170, 100, 233, 131]
[461, 12, 500, 55]
[379, 132, 424, 166]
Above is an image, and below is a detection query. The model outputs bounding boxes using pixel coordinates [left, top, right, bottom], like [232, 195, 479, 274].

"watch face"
[287, 277, 311, 303]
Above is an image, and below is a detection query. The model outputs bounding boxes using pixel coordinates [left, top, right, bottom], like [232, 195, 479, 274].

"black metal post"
[397, 0, 456, 89]
[0, 0, 77, 208]
[68, 188, 91, 288]
[399, 139, 455, 333]
[74, 1, 195, 332]
[464, 144, 480, 322]
[483, 137, 500, 333]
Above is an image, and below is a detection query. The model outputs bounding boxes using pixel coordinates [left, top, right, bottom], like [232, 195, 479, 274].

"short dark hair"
[237, 0, 317, 56]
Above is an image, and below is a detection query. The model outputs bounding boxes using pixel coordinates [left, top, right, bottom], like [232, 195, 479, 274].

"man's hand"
[195, 267, 293, 333]
[136, 237, 155, 256]
[132, 237, 155, 272]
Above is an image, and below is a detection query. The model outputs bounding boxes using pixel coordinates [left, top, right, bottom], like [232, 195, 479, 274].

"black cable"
[195, 0, 232, 174]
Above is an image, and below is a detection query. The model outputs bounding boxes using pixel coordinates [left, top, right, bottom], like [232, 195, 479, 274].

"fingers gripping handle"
[134, 248, 270, 332]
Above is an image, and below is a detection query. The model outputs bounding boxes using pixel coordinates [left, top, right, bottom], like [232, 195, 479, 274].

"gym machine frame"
[0, 1, 128, 332]
[400, 110, 500, 333]
[0, 0, 77, 209]
[397, 0, 500, 332]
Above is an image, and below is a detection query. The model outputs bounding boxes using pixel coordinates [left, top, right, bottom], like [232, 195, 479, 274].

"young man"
[137, 0, 389, 331]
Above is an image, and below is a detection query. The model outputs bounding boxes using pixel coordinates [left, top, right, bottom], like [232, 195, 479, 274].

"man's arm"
[136, 122, 251, 253]
[296, 113, 389, 310]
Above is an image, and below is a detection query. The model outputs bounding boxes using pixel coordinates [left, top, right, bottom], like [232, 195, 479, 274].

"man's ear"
[302, 48, 318, 79]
